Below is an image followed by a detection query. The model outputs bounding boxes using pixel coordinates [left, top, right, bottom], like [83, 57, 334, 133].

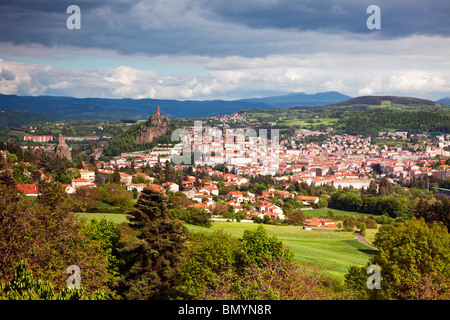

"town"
[4, 107, 450, 226]
[1, 103, 450, 302]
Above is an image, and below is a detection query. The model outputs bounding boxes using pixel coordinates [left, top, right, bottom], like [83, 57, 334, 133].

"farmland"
[186, 221, 377, 281]
[77, 208, 378, 281]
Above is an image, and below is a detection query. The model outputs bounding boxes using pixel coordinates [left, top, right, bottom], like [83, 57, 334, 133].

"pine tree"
[367, 180, 378, 196]
[112, 166, 121, 184]
[0, 169, 17, 189]
[119, 187, 187, 300]
[378, 177, 394, 196]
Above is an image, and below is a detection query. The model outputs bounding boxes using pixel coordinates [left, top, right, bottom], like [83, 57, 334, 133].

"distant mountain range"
[436, 97, 450, 106]
[0, 91, 448, 124]
[0, 91, 352, 121]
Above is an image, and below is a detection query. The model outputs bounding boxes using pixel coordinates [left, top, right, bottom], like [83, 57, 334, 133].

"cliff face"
[55, 134, 72, 161]
[136, 114, 171, 143]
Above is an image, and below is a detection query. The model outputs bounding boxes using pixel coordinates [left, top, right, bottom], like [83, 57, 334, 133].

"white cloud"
[0, 31, 450, 101]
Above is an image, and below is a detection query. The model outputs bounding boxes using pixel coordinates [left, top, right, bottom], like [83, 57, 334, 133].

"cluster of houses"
[12, 121, 450, 229]
[14, 162, 337, 226]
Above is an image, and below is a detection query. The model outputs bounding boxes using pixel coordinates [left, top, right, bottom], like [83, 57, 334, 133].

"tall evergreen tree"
[118, 187, 187, 300]
[367, 180, 378, 196]
[378, 177, 394, 196]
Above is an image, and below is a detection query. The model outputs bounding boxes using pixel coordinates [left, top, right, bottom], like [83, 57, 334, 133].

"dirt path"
[355, 231, 378, 250]
[311, 229, 378, 250]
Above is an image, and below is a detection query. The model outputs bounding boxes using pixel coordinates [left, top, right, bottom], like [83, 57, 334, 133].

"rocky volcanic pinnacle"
[55, 133, 72, 161]
[136, 110, 171, 143]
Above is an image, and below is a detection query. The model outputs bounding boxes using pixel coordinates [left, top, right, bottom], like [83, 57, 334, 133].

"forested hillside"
[339, 109, 450, 136]
[0, 110, 53, 128]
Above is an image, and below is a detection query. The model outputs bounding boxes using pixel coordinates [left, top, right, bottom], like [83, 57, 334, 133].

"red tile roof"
[16, 184, 39, 195]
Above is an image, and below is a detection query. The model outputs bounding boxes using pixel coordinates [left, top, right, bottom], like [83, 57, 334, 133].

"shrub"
[170, 207, 211, 228]
[365, 218, 378, 229]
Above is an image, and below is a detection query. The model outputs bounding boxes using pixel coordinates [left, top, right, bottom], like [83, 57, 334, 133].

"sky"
[0, 0, 449, 101]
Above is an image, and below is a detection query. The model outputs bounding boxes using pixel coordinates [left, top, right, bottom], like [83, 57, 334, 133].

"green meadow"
[77, 212, 130, 224]
[186, 221, 377, 281]
[303, 208, 366, 217]
[277, 117, 338, 127]
[77, 210, 378, 281]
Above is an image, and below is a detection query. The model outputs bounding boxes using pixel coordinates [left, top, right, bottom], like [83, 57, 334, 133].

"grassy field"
[277, 117, 338, 127]
[77, 210, 378, 281]
[303, 208, 368, 217]
[186, 221, 377, 281]
[76, 212, 130, 224]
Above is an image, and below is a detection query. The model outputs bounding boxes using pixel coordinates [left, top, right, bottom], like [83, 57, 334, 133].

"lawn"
[185, 221, 377, 281]
[76, 211, 378, 281]
[303, 208, 369, 218]
[76, 212, 130, 224]
[277, 118, 338, 127]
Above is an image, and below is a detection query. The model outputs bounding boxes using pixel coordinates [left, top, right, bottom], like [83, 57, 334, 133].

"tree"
[343, 215, 357, 229]
[236, 225, 294, 270]
[345, 218, 450, 299]
[0, 182, 114, 294]
[367, 180, 378, 196]
[87, 218, 124, 287]
[31, 170, 42, 183]
[118, 187, 187, 300]
[211, 202, 228, 215]
[163, 160, 175, 182]
[414, 196, 450, 231]
[365, 218, 378, 229]
[378, 177, 394, 196]
[315, 196, 328, 208]
[373, 218, 449, 299]
[357, 221, 367, 236]
[0, 169, 17, 188]
[111, 166, 121, 184]
[66, 167, 81, 180]
[71, 186, 102, 211]
[170, 207, 211, 228]
[200, 225, 345, 300]
[287, 210, 306, 226]
[181, 230, 240, 299]
[104, 183, 134, 209]
[0, 260, 112, 300]
[132, 175, 145, 184]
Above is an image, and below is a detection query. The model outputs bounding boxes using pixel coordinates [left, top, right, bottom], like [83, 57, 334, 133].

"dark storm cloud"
[205, 0, 450, 37]
[0, 0, 449, 58]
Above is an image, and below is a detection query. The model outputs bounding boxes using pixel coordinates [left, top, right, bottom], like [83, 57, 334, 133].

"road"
[355, 231, 378, 250]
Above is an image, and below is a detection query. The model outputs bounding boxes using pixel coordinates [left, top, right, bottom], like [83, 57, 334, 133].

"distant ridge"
[0, 109, 53, 127]
[0, 91, 352, 119]
[240, 91, 352, 108]
[327, 95, 436, 107]
[436, 97, 450, 106]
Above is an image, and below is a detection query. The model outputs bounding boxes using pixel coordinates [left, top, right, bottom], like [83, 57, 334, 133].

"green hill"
[327, 95, 436, 107]
[243, 95, 450, 136]
[0, 109, 53, 128]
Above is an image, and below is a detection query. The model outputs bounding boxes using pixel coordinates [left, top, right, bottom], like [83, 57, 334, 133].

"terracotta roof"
[16, 184, 39, 195]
